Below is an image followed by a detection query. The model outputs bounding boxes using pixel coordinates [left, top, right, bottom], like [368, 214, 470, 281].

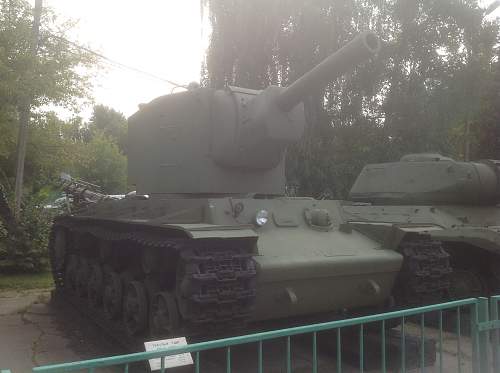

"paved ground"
[0, 289, 475, 373]
[0, 289, 122, 372]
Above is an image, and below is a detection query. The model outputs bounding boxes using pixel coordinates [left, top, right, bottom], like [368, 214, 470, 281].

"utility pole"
[13, 0, 42, 218]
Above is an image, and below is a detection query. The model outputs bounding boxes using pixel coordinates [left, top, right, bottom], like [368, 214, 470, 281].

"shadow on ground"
[0, 290, 473, 373]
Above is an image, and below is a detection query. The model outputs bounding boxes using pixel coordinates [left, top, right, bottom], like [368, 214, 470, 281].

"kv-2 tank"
[344, 153, 500, 302]
[49, 31, 421, 340]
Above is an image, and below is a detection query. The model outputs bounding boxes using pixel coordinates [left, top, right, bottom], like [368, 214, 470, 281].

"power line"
[47, 33, 187, 88]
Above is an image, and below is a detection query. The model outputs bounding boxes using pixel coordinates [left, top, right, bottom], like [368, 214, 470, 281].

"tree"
[0, 0, 98, 272]
[72, 133, 128, 194]
[88, 105, 128, 154]
[467, 56, 500, 160]
[0, 0, 96, 111]
[203, 0, 500, 197]
[0, 0, 97, 199]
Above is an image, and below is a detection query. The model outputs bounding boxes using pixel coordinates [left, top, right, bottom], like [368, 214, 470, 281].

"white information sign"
[144, 337, 193, 371]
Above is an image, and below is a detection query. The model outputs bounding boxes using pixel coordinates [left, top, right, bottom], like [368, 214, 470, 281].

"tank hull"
[50, 196, 404, 339]
[344, 204, 500, 250]
[344, 203, 500, 297]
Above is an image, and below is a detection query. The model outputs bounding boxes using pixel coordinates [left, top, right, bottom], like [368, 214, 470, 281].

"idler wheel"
[53, 229, 66, 274]
[64, 255, 79, 293]
[87, 263, 104, 307]
[150, 291, 180, 337]
[75, 258, 90, 298]
[103, 269, 123, 319]
[123, 281, 148, 336]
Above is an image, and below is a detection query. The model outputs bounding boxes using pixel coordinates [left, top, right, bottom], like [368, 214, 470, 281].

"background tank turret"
[345, 153, 500, 303]
[50, 32, 437, 344]
[349, 153, 500, 205]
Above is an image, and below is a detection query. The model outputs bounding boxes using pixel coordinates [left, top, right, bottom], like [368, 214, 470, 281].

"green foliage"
[467, 61, 500, 160]
[0, 0, 98, 189]
[88, 105, 128, 154]
[73, 131, 128, 194]
[0, 1, 128, 273]
[0, 271, 53, 290]
[204, 0, 500, 197]
[0, 0, 96, 110]
[0, 191, 54, 273]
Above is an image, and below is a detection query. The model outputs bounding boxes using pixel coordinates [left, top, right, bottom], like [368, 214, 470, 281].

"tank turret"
[349, 153, 500, 205]
[128, 32, 380, 196]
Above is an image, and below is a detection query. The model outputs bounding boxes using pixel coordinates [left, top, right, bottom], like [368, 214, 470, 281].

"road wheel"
[150, 291, 180, 337]
[123, 281, 148, 336]
[103, 269, 123, 320]
[75, 258, 90, 298]
[64, 255, 78, 293]
[88, 263, 104, 307]
[52, 229, 67, 286]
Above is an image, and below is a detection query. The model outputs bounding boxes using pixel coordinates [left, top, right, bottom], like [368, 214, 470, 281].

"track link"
[394, 238, 452, 307]
[177, 246, 256, 330]
[48, 217, 257, 340]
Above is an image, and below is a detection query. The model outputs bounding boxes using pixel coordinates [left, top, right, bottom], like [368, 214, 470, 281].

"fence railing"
[489, 295, 500, 372]
[5, 296, 500, 372]
[21, 296, 491, 373]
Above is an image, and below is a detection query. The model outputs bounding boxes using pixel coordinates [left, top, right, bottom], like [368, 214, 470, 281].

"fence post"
[472, 297, 490, 373]
[471, 301, 479, 373]
[490, 297, 499, 373]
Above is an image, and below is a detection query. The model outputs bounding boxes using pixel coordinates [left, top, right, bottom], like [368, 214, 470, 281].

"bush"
[0, 193, 54, 273]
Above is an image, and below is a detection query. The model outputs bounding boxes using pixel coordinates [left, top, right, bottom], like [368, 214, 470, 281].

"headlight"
[255, 209, 269, 227]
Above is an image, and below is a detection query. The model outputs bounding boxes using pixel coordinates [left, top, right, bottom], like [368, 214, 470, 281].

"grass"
[0, 271, 54, 291]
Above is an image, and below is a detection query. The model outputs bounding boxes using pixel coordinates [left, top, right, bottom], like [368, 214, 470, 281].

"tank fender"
[54, 217, 258, 246]
[428, 226, 500, 253]
[348, 221, 444, 249]
[350, 220, 500, 254]
[163, 223, 258, 240]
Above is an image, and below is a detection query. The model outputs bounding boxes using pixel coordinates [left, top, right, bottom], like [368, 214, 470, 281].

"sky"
[42, 0, 207, 120]
[36, 0, 500, 121]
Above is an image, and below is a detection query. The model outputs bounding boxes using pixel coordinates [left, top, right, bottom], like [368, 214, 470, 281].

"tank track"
[394, 238, 452, 308]
[177, 247, 257, 329]
[49, 217, 257, 341]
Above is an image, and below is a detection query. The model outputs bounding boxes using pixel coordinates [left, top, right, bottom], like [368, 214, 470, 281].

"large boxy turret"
[349, 153, 500, 205]
[128, 32, 380, 196]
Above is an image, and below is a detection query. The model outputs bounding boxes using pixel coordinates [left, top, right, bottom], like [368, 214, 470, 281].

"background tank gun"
[349, 153, 500, 205]
[128, 31, 381, 196]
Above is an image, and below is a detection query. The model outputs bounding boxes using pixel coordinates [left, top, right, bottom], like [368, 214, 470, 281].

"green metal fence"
[5, 296, 500, 373]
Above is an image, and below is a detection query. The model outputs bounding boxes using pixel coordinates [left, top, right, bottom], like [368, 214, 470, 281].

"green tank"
[49, 32, 427, 341]
[345, 153, 500, 302]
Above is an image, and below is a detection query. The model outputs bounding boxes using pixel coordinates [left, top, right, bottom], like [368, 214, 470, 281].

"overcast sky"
[42, 0, 206, 119]
[38, 0, 499, 120]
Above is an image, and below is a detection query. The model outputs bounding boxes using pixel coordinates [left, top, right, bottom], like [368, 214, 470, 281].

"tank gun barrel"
[275, 31, 381, 112]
